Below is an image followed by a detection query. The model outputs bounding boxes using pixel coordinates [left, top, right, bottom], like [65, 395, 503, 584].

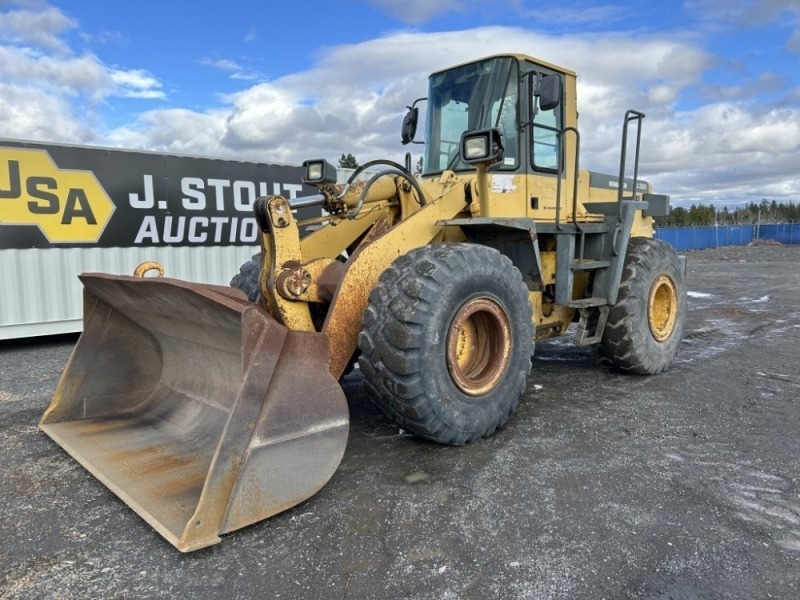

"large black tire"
[596, 237, 686, 374]
[230, 253, 261, 302]
[358, 243, 534, 445]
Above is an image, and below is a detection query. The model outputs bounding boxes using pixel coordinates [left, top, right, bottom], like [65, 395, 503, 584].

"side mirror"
[401, 107, 418, 145]
[536, 74, 562, 112]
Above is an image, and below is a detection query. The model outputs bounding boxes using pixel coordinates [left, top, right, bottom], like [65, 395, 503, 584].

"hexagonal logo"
[0, 148, 115, 244]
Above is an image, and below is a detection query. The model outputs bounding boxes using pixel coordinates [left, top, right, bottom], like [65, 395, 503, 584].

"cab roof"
[429, 53, 577, 78]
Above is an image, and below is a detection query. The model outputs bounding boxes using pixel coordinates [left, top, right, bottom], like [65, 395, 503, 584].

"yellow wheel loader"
[40, 54, 686, 552]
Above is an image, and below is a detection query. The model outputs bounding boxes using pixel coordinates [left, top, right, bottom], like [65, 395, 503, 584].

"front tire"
[230, 253, 261, 302]
[596, 237, 686, 374]
[358, 243, 534, 445]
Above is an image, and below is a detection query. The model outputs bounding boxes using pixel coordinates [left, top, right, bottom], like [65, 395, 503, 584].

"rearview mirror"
[537, 74, 562, 112]
[401, 107, 418, 145]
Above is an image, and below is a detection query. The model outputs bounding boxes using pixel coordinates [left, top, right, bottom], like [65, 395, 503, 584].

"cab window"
[531, 77, 562, 172]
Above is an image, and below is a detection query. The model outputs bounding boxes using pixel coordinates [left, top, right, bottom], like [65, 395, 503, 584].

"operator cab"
[402, 54, 568, 179]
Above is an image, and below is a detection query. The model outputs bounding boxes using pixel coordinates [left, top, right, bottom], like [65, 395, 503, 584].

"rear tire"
[358, 243, 533, 445]
[230, 253, 261, 302]
[596, 237, 686, 374]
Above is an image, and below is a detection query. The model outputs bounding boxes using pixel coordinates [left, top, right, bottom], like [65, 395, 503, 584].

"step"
[570, 260, 610, 271]
[567, 297, 608, 309]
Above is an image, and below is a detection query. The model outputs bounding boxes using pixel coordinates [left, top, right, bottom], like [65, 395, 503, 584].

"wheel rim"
[648, 274, 678, 342]
[446, 297, 512, 396]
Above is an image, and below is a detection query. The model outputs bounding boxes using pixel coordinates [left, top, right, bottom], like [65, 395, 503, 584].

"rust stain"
[276, 267, 310, 298]
[316, 261, 346, 303]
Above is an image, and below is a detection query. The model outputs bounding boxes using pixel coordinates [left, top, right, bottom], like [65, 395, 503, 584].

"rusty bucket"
[40, 273, 349, 552]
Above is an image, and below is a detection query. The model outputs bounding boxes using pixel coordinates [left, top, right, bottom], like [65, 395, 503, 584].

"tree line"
[654, 199, 800, 227]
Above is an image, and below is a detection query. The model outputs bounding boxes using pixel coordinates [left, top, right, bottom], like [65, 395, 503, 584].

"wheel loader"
[40, 53, 686, 552]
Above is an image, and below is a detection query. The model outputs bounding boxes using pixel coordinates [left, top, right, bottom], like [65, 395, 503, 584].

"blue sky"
[1, 0, 799, 207]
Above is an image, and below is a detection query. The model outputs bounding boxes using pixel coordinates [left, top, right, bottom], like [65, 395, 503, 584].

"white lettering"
[188, 216, 208, 242]
[133, 215, 262, 245]
[163, 216, 185, 243]
[207, 179, 230, 211]
[233, 181, 256, 211]
[282, 183, 302, 199]
[241, 218, 258, 242]
[129, 174, 155, 209]
[134, 215, 159, 243]
[181, 177, 206, 210]
[209, 216, 227, 242]
[229, 217, 238, 243]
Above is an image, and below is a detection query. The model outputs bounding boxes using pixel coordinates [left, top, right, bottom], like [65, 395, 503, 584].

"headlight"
[459, 128, 504, 165]
[302, 159, 337, 185]
[308, 163, 323, 180]
[464, 136, 489, 160]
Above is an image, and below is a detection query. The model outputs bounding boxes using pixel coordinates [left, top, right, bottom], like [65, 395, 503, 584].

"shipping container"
[0, 140, 316, 339]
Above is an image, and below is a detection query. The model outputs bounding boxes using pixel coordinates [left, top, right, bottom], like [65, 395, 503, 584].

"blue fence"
[654, 223, 799, 251]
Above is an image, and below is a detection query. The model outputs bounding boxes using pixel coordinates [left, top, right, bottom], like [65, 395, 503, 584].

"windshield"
[422, 57, 518, 176]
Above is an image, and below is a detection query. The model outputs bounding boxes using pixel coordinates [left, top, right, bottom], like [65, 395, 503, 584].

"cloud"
[0, 44, 164, 100]
[367, 0, 467, 23]
[3, 5, 798, 206]
[0, 0, 164, 142]
[788, 26, 800, 52]
[370, 0, 626, 26]
[0, 82, 94, 142]
[79, 29, 127, 46]
[685, 0, 799, 26]
[685, 0, 800, 52]
[106, 108, 229, 156]
[699, 71, 789, 102]
[110, 68, 165, 98]
[0, 4, 76, 53]
[200, 58, 243, 72]
[510, 2, 625, 25]
[109, 28, 716, 169]
[199, 57, 261, 81]
[0, 45, 109, 94]
[641, 101, 800, 203]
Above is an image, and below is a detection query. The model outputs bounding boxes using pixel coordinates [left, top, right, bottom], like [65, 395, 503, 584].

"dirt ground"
[1, 244, 799, 600]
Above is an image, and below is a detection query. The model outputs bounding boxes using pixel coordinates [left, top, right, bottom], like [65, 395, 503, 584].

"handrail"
[554, 126, 581, 232]
[616, 110, 645, 220]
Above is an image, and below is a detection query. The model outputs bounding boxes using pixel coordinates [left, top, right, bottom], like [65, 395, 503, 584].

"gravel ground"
[1, 244, 799, 599]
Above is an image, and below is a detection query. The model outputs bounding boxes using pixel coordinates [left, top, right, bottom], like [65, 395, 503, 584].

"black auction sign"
[0, 140, 316, 249]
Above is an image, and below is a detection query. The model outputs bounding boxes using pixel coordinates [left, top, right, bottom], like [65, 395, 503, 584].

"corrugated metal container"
[0, 139, 318, 340]
[0, 246, 258, 339]
[0, 139, 396, 340]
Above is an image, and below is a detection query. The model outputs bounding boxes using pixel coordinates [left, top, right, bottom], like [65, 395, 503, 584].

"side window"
[438, 99, 468, 171]
[531, 78, 562, 172]
[490, 75, 518, 168]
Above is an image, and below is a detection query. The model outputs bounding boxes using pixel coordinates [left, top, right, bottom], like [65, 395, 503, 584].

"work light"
[302, 159, 337, 185]
[459, 128, 504, 165]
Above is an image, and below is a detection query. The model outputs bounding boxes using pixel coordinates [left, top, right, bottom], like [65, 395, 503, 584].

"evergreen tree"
[338, 153, 359, 169]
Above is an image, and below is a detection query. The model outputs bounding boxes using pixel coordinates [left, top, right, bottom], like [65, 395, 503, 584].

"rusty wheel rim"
[446, 297, 512, 396]
[648, 274, 678, 342]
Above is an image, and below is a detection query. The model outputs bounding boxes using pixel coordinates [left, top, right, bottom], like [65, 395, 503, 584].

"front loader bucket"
[40, 274, 349, 552]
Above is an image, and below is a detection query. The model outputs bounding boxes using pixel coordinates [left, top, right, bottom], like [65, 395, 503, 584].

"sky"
[1, 0, 799, 208]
